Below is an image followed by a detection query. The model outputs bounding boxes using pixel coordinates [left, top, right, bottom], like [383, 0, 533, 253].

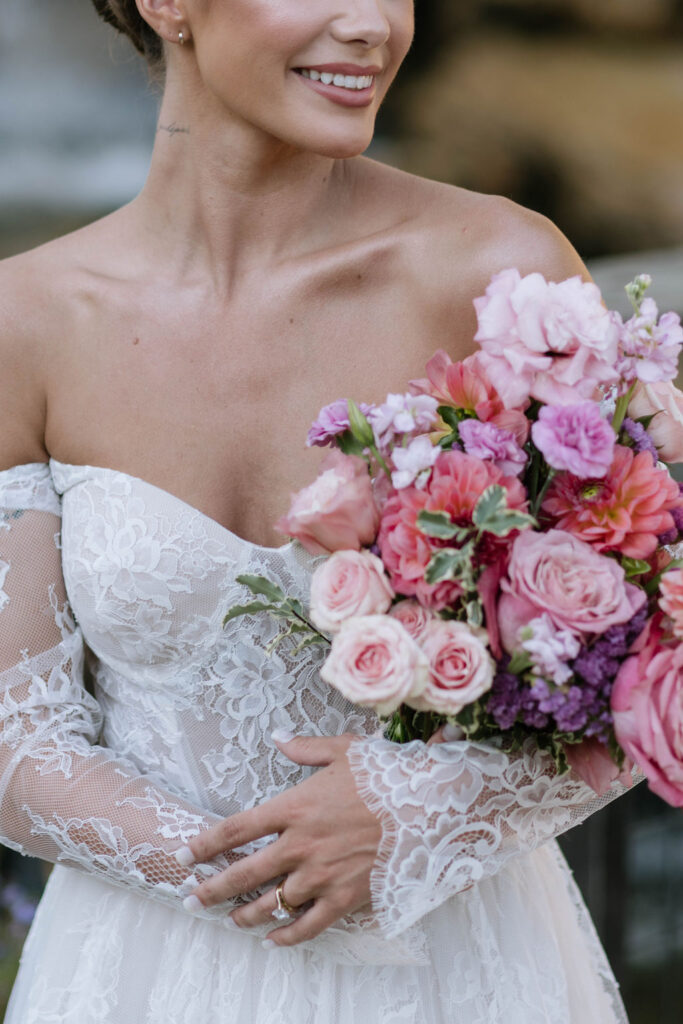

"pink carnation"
[276, 450, 379, 556]
[543, 445, 683, 559]
[459, 419, 527, 477]
[474, 269, 619, 408]
[612, 618, 683, 807]
[531, 402, 615, 478]
[378, 450, 528, 610]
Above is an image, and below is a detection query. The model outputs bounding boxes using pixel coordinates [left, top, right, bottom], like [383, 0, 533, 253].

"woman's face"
[183, 0, 415, 157]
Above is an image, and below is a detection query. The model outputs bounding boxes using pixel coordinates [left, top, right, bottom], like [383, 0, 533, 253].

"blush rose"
[320, 615, 429, 716]
[309, 550, 394, 634]
[389, 599, 437, 644]
[627, 380, 683, 463]
[498, 529, 646, 652]
[276, 451, 379, 556]
[409, 620, 495, 716]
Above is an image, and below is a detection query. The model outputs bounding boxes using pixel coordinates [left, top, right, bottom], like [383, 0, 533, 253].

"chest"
[45, 251, 464, 546]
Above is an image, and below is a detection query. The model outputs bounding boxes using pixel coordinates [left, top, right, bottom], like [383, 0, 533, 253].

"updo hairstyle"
[91, 1, 165, 73]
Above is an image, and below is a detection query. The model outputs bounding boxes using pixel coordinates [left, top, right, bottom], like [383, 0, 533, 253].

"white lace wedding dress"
[0, 460, 632, 1023]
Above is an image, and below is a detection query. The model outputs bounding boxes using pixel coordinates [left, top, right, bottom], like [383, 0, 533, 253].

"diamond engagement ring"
[271, 879, 298, 921]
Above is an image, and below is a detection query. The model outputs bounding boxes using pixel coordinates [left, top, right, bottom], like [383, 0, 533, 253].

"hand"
[178, 732, 382, 947]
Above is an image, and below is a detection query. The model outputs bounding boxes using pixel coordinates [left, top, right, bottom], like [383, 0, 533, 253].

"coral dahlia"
[542, 445, 683, 559]
[378, 450, 528, 609]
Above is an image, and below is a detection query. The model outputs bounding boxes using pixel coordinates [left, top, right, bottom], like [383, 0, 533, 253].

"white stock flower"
[520, 613, 581, 685]
[391, 436, 440, 490]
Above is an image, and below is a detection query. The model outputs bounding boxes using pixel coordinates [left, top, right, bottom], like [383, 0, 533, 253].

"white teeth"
[299, 69, 375, 91]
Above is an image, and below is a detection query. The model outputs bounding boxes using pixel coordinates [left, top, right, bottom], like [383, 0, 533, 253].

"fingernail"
[262, 938, 277, 950]
[175, 845, 196, 867]
[271, 728, 294, 743]
[183, 894, 203, 914]
[443, 724, 465, 742]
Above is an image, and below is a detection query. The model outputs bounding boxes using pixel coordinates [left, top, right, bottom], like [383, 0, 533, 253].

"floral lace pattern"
[0, 461, 631, 1022]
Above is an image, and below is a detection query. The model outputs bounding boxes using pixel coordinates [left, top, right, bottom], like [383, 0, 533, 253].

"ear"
[135, 0, 190, 46]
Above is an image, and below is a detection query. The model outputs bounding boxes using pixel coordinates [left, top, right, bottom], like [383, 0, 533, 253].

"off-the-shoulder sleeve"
[0, 463, 240, 924]
[347, 732, 635, 939]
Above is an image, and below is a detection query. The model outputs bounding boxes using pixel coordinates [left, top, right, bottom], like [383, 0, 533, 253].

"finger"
[263, 898, 341, 947]
[191, 837, 292, 909]
[272, 730, 353, 767]
[178, 798, 288, 866]
[230, 881, 311, 930]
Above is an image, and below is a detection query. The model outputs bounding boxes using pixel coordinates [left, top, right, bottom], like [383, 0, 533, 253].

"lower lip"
[293, 72, 376, 109]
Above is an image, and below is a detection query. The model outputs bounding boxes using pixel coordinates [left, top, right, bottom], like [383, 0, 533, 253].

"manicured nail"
[262, 938, 277, 949]
[272, 728, 294, 743]
[175, 845, 196, 867]
[183, 894, 203, 914]
[443, 724, 465, 742]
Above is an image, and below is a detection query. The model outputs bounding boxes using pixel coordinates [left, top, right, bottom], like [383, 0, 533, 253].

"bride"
[0, 1, 634, 1021]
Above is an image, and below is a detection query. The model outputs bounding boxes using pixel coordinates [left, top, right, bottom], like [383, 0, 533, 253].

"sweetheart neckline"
[48, 458, 297, 556]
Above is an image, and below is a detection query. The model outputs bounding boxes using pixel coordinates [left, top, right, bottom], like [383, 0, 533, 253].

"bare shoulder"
[361, 163, 589, 361]
[0, 219, 115, 470]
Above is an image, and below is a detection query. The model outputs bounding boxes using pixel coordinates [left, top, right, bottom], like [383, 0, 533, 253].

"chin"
[292, 123, 376, 160]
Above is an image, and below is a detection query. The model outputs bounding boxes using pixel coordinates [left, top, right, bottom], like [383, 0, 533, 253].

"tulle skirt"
[6, 842, 628, 1024]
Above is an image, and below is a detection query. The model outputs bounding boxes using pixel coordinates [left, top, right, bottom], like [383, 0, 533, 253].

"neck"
[133, 78, 354, 292]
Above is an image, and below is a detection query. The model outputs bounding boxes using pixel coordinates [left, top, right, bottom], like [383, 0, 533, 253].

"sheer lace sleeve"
[0, 463, 238, 923]
[347, 733, 635, 940]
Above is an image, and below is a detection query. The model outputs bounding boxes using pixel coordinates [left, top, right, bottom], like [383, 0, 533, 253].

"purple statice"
[616, 296, 683, 386]
[306, 400, 373, 448]
[459, 419, 527, 477]
[622, 417, 658, 464]
[487, 661, 550, 731]
[531, 402, 615, 478]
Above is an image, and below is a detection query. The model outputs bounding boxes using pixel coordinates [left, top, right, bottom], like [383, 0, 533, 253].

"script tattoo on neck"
[157, 122, 190, 137]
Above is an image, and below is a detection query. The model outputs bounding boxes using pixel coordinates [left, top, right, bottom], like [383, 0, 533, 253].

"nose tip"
[332, 0, 391, 48]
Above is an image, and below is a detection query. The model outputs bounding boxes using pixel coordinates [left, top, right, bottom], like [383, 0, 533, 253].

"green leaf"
[235, 574, 286, 604]
[425, 544, 475, 586]
[621, 557, 651, 578]
[472, 485, 536, 537]
[465, 599, 483, 628]
[347, 400, 375, 448]
[291, 634, 330, 655]
[336, 430, 367, 457]
[223, 601, 275, 626]
[416, 509, 461, 540]
[507, 649, 533, 675]
[438, 431, 460, 451]
[436, 405, 463, 430]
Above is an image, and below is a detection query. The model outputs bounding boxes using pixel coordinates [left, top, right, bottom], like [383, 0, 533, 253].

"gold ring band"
[271, 879, 298, 921]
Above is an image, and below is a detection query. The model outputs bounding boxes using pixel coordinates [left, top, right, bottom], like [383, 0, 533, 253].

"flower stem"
[612, 383, 636, 434]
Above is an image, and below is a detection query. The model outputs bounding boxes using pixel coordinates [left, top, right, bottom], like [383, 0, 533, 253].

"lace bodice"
[0, 460, 633, 966]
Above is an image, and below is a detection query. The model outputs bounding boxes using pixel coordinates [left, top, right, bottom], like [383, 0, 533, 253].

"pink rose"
[388, 599, 436, 644]
[309, 550, 394, 634]
[474, 269, 619, 408]
[320, 615, 429, 716]
[276, 451, 379, 556]
[564, 738, 634, 797]
[498, 529, 646, 652]
[409, 620, 495, 715]
[612, 620, 683, 807]
[627, 380, 683, 462]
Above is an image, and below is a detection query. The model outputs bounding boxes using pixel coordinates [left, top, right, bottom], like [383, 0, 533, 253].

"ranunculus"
[378, 450, 528, 610]
[320, 615, 429, 716]
[612, 620, 683, 807]
[659, 568, 683, 639]
[309, 550, 394, 634]
[388, 599, 436, 644]
[531, 402, 615, 478]
[276, 451, 379, 556]
[474, 269, 619, 408]
[409, 620, 494, 715]
[542, 445, 683, 559]
[498, 529, 646, 652]
[627, 380, 683, 463]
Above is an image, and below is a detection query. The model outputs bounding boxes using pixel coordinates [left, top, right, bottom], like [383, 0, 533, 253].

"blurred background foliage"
[1, 0, 682, 1021]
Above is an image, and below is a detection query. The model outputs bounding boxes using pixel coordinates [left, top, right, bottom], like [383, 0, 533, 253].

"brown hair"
[91, 1, 165, 72]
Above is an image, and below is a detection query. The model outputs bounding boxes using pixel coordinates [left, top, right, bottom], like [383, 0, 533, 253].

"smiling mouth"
[294, 68, 375, 92]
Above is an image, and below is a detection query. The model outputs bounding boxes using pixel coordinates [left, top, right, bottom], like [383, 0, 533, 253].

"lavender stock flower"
[307, 400, 373, 448]
[617, 297, 683, 386]
[622, 417, 658, 463]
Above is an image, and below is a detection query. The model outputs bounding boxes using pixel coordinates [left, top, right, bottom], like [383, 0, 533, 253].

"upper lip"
[295, 63, 382, 76]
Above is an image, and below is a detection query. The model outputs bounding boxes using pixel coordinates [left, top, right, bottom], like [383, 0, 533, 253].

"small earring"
[178, 30, 185, 45]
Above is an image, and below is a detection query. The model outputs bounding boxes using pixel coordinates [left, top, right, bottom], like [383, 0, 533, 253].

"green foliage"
[224, 574, 330, 655]
[472, 485, 537, 537]
[347, 399, 375, 448]
[416, 509, 466, 540]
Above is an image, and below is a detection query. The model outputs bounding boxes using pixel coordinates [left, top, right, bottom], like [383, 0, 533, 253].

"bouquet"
[225, 269, 683, 808]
